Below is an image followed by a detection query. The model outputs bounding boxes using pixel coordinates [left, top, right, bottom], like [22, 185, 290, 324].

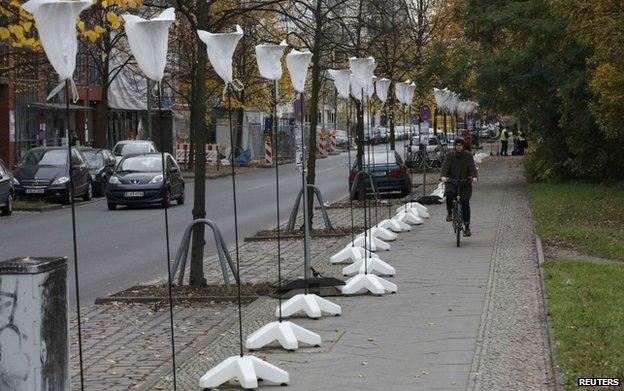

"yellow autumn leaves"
[0, 0, 144, 48]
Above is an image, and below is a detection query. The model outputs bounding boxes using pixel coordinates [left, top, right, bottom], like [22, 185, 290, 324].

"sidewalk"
[147, 157, 555, 390]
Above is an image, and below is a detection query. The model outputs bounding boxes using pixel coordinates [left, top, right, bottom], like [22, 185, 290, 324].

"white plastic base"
[395, 210, 424, 225]
[378, 218, 411, 232]
[342, 257, 395, 276]
[366, 226, 398, 241]
[245, 321, 321, 350]
[330, 245, 380, 264]
[341, 273, 398, 295]
[198, 355, 289, 389]
[396, 202, 430, 218]
[353, 234, 391, 251]
[276, 293, 342, 319]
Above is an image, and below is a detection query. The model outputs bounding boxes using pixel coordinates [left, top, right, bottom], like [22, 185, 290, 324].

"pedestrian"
[518, 129, 528, 155]
[499, 126, 509, 156]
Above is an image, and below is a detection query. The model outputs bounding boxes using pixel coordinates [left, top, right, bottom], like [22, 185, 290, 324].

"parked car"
[348, 150, 411, 199]
[112, 140, 157, 164]
[13, 147, 92, 204]
[105, 152, 184, 210]
[334, 130, 349, 148]
[0, 159, 15, 215]
[363, 126, 378, 144]
[81, 148, 117, 196]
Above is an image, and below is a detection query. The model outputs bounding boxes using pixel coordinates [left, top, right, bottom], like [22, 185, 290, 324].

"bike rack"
[286, 184, 333, 232]
[170, 219, 238, 288]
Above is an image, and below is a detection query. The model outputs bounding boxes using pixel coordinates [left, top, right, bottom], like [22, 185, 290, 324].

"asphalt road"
[0, 151, 358, 310]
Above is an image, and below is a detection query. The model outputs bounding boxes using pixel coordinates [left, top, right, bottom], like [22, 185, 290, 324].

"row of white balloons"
[434, 88, 479, 116]
[21, 0, 425, 109]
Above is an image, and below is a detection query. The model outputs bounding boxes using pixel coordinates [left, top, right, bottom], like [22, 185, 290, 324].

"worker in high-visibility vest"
[518, 129, 528, 155]
[499, 127, 509, 156]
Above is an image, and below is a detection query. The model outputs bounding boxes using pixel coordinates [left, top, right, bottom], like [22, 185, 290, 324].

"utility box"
[0, 256, 69, 390]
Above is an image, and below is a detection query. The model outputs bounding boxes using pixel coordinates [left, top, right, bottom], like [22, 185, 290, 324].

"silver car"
[112, 140, 158, 164]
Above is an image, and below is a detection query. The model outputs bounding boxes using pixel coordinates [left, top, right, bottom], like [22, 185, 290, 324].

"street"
[0, 152, 356, 309]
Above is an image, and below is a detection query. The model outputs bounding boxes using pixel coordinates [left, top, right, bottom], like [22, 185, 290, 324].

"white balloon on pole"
[122, 8, 176, 83]
[348, 57, 375, 94]
[376, 78, 391, 103]
[22, 0, 93, 101]
[198, 25, 244, 84]
[404, 82, 416, 106]
[328, 69, 351, 100]
[286, 49, 313, 93]
[350, 74, 364, 102]
[255, 40, 287, 81]
[394, 82, 408, 105]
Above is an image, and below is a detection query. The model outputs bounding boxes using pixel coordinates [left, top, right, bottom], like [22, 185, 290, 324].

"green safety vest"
[499, 129, 508, 141]
[518, 131, 526, 141]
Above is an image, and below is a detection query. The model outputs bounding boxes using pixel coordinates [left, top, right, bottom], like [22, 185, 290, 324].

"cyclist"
[440, 138, 478, 237]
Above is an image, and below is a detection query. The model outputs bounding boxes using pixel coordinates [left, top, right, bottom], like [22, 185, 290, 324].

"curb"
[534, 234, 565, 391]
[14, 197, 104, 212]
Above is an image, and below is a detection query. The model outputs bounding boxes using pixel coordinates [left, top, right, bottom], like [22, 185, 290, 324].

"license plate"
[373, 171, 386, 177]
[124, 191, 144, 197]
[25, 188, 45, 194]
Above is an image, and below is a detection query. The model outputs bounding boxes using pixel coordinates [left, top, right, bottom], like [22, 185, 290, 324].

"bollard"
[0, 256, 69, 390]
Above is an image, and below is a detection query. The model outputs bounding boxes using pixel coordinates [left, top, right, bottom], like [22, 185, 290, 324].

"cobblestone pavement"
[70, 225, 348, 390]
[146, 156, 555, 390]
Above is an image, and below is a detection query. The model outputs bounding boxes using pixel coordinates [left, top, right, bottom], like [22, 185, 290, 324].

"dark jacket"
[441, 151, 478, 199]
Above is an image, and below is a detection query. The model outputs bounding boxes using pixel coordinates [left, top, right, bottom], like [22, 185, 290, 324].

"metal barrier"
[286, 184, 333, 232]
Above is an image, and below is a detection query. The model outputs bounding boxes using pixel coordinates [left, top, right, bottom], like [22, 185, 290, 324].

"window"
[0, 162, 6, 176]
[71, 150, 83, 166]
[166, 155, 176, 169]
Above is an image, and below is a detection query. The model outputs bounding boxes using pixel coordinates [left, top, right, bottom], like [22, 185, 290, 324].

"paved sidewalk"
[148, 157, 555, 390]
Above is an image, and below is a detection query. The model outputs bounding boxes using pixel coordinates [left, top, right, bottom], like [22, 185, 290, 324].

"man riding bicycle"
[440, 138, 478, 237]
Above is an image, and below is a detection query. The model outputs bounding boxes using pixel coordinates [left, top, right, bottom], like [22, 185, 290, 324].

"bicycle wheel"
[455, 203, 462, 247]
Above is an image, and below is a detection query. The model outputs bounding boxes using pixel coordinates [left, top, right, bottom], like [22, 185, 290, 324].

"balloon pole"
[157, 81, 177, 390]
[66, 79, 85, 391]
[274, 80, 283, 321]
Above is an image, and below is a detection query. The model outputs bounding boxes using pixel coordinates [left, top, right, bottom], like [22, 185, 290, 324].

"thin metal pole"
[157, 82, 177, 390]
[368, 95, 377, 226]
[66, 80, 85, 391]
[347, 96, 355, 246]
[273, 80, 283, 321]
[147, 79, 152, 140]
[362, 89, 368, 275]
[384, 102, 391, 219]
[227, 86, 244, 357]
[299, 93, 310, 294]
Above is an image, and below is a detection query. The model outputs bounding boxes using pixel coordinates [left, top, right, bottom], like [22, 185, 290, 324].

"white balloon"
[404, 82, 416, 105]
[394, 81, 408, 105]
[198, 25, 244, 84]
[286, 49, 313, 93]
[255, 40, 287, 81]
[122, 8, 176, 82]
[328, 69, 351, 100]
[376, 78, 391, 103]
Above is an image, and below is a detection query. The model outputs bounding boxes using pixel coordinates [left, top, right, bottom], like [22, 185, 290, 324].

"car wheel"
[82, 182, 92, 201]
[177, 190, 185, 205]
[107, 201, 117, 210]
[1, 193, 13, 216]
[62, 186, 72, 205]
[162, 188, 171, 208]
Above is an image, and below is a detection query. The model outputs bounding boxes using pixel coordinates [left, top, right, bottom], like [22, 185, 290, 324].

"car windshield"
[117, 155, 162, 173]
[19, 149, 67, 167]
[82, 151, 104, 168]
[364, 152, 397, 165]
[336, 130, 347, 137]
[113, 143, 152, 156]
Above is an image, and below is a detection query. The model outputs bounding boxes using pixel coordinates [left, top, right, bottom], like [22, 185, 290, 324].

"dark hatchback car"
[105, 152, 184, 210]
[13, 147, 92, 204]
[349, 150, 411, 199]
[0, 159, 15, 215]
[81, 148, 116, 196]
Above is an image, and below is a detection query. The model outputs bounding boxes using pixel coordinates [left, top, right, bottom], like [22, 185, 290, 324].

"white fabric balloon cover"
[255, 40, 287, 81]
[376, 78, 391, 103]
[198, 25, 244, 84]
[122, 7, 176, 82]
[350, 74, 363, 102]
[286, 49, 313, 93]
[22, 0, 93, 101]
[348, 57, 375, 87]
[404, 82, 416, 105]
[328, 69, 351, 100]
[394, 82, 408, 105]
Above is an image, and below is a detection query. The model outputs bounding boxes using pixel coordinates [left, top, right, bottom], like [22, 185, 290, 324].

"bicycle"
[443, 178, 471, 247]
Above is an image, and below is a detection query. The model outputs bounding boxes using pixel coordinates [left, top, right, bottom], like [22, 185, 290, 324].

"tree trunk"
[305, 0, 324, 228]
[189, 6, 210, 287]
[388, 92, 396, 151]
[235, 105, 244, 154]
